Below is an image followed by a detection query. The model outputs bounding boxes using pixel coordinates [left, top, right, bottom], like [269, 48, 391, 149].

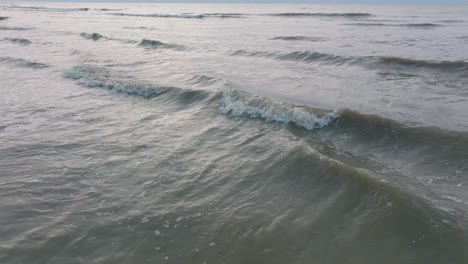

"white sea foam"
[221, 88, 339, 130]
[64, 66, 168, 97]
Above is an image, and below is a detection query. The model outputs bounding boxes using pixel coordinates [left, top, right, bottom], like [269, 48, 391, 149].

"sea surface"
[1, 2, 468, 263]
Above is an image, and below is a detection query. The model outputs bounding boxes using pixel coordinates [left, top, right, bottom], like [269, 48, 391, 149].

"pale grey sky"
[11, 0, 468, 3]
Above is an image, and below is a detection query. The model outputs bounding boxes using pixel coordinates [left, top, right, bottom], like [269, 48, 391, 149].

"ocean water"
[1, 2, 468, 263]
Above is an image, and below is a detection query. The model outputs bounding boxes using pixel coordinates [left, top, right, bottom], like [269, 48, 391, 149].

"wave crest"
[232, 50, 468, 73]
[139, 39, 186, 51]
[80, 32, 104, 40]
[221, 88, 339, 130]
[64, 65, 168, 97]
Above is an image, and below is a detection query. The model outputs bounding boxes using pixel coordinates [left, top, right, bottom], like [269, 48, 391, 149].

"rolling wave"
[0, 26, 31, 31]
[201, 13, 246, 18]
[232, 50, 468, 74]
[64, 65, 211, 103]
[232, 50, 351, 64]
[345, 22, 443, 28]
[64, 65, 169, 98]
[271, 36, 325, 42]
[109, 12, 372, 19]
[110, 13, 205, 19]
[221, 88, 339, 130]
[80, 32, 104, 41]
[78, 33, 184, 50]
[0, 16, 9, 20]
[110, 12, 246, 19]
[0, 56, 48, 69]
[2, 37, 31, 45]
[79, 32, 138, 44]
[139, 39, 186, 51]
[96, 8, 122, 11]
[378, 56, 468, 71]
[63, 64, 468, 155]
[267, 12, 372, 17]
[123, 26, 157, 31]
[8, 5, 89, 12]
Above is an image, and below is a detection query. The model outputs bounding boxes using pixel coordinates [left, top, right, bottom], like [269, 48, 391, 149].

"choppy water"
[1, 2, 468, 263]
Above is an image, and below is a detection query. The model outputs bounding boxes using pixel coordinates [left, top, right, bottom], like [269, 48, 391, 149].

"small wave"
[401, 23, 444, 28]
[96, 8, 122, 11]
[80, 32, 104, 41]
[0, 26, 31, 31]
[221, 88, 339, 130]
[64, 65, 212, 103]
[268, 12, 372, 18]
[8, 5, 89, 12]
[2, 37, 31, 45]
[64, 65, 169, 98]
[232, 50, 352, 65]
[123, 26, 157, 31]
[0, 16, 9, 20]
[345, 23, 443, 28]
[110, 13, 205, 19]
[139, 39, 186, 51]
[271, 36, 326, 42]
[0, 56, 48, 69]
[201, 13, 245, 18]
[378, 57, 468, 71]
[438, 20, 464, 23]
[232, 50, 468, 73]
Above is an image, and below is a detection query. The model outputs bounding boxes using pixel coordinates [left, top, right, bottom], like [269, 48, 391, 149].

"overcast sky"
[12, 0, 468, 3]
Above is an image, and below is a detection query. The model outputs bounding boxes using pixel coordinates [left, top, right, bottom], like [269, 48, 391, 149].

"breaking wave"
[64, 65, 169, 98]
[0, 56, 48, 69]
[64, 65, 211, 104]
[80, 32, 105, 40]
[77, 34, 185, 50]
[0, 16, 9, 20]
[221, 88, 339, 130]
